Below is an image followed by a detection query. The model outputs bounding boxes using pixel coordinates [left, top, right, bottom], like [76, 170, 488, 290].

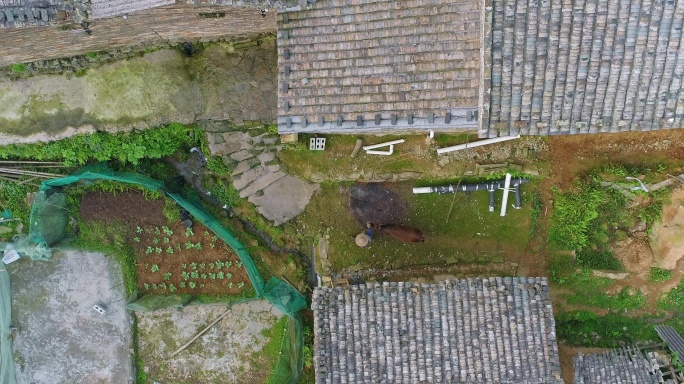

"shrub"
[10, 63, 26, 74]
[576, 249, 622, 270]
[0, 123, 201, 165]
[659, 279, 684, 312]
[650, 267, 672, 283]
[548, 184, 606, 250]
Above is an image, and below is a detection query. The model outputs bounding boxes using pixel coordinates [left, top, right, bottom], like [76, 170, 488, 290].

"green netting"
[264, 277, 308, 316]
[17, 164, 307, 382]
[269, 312, 304, 384]
[23, 164, 163, 261]
[0, 267, 16, 384]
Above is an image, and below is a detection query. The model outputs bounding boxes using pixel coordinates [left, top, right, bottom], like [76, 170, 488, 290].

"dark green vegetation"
[547, 161, 684, 350]
[0, 123, 302, 384]
[658, 279, 684, 312]
[650, 267, 672, 283]
[0, 123, 201, 165]
[290, 179, 532, 272]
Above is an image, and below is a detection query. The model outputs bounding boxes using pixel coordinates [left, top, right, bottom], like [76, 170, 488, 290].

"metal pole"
[500, 173, 512, 217]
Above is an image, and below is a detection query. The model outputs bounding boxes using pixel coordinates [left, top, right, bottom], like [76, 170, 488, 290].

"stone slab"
[239, 170, 286, 198]
[248, 175, 319, 225]
[231, 160, 252, 176]
[257, 151, 276, 164]
[233, 165, 267, 190]
[229, 149, 254, 162]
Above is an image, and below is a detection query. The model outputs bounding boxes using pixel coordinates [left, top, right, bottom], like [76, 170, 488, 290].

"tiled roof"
[276, 0, 481, 134]
[655, 325, 684, 358]
[573, 346, 675, 384]
[312, 277, 563, 384]
[483, 0, 684, 137]
[0, 0, 62, 28]
[90, 0, 175, 19]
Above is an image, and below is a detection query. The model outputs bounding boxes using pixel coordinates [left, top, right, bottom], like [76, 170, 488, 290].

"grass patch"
[294, 180, 532, 271]
[556, 311, 657, 347]
[659, 278, 684, 312]
[260, 316, 290, 384]
[10, 63, 26, 74]
[550, 255, 643, 311]
[650, 267, 672, 283]
[562, 270, 644, 310]
[277, 134, 475, 182]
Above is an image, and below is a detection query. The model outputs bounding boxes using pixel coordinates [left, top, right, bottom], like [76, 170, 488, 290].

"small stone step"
[232, 161, 252, 176]
[239, 171, 287, 198]
[257, 151, 276, 164]
[230, 149, 254, 162]
[233, 166, 268, 190]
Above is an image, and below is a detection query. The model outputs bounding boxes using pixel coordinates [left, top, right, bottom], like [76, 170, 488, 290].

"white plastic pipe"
[500, 173, 512, 217]
[363, 139, 405, 151]
[366, 145, 394, 155]
[413, 187, 433, 194]
[436, 135, 521, 155]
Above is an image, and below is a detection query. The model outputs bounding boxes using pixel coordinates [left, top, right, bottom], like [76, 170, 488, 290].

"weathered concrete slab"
[248, 175, 319, 225]
[239, 170, 286, 198]
[9, 250, 133, 384]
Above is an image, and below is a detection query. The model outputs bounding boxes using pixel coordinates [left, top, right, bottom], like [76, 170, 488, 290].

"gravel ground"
[137, 300, 283, 383]
[8, 250, 133, 384]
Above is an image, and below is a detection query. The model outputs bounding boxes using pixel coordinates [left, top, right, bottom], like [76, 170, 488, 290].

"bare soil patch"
[349, 182, 408, 227]
[547, 131, 684, 189]
[80, 190, 166, 228]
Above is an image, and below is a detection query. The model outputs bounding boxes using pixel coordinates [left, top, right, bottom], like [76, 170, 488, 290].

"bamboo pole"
[0, 168, 65, 177]
[0, 161, 64, 164]
[170, 307, 232, 357]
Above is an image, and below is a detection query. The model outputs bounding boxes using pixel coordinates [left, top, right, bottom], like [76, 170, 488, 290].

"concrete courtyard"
[8, 250, 133, 384]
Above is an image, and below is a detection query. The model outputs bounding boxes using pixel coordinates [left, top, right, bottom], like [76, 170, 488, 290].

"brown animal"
[368, 222, 425, 243]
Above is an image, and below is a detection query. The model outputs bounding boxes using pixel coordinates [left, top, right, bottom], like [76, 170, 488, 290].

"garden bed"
[133, 222, 252, 296]
[78, 189, 254, 297]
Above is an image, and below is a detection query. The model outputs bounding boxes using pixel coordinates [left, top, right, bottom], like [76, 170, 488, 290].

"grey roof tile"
[277, 0, 481, 134]
[487, 0, 684, 136]
[655, 325, 684, 358]
[573, 346, 675, 384]
[312, 277, 563, 384]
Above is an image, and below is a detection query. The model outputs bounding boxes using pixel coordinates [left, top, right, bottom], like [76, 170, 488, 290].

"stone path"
[207, 130, 318, 225]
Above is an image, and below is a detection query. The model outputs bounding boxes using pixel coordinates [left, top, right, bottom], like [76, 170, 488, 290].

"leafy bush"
[659, 279, 684, 312]
[576, 249, 622, 270]
[549, 184, 606, 249]
[549, 254, 577, 284]
[650, 267, 672, 283]
[555, 311, 657, 347]
[0, 123, 200, 165]
[10, 63, 26, 74]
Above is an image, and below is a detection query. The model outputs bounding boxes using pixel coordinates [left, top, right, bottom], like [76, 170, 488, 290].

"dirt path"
[546, 131, 684, 189]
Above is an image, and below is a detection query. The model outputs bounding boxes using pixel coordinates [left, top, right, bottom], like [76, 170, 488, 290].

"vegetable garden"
[134, 223, 252, 296]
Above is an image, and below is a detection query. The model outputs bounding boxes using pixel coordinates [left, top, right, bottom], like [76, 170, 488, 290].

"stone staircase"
[206, 130, 318, 225]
